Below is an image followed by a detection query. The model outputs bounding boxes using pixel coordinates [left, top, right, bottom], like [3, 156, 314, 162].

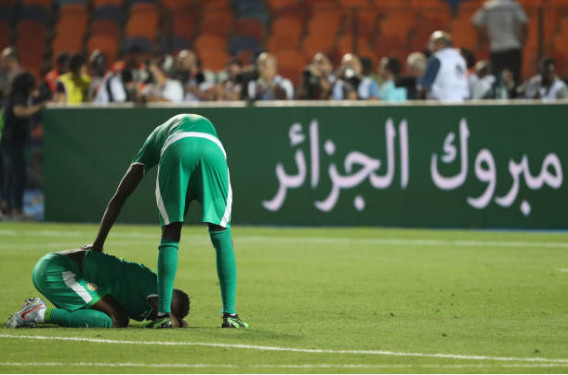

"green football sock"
[209, 228, 237, 314]
[45, 308, 112, 328]
[158, 239, 179, 314]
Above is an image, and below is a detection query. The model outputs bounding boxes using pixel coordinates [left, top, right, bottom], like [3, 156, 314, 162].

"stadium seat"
[200, 11, 234, 36]
[195, 34, 227, 55]
[378, 11, 415, 43]
[266, 0, 298, 13]
[343, 11, 378, 40]
[274, 49, 305, 85]
[123, 37, 153, 54]
[90, 19, 121, 38]
[272, 16, 303, 39]
[235, 17, 266, 39]
[21, 5, 48, 23]
[267, 34, 301, 52]
[338, 0, 371, 7]
[200, 49, 230, 71]
[93, 5, 123, 24]
[163, 0, 191, 10]
[0, 5, 13, 23]
[199, 0, 231, 11]
[171, 12, 199, 41]
[92, 0, 122, 5]
[171, 36, 190, 52]
[87, 34, 118, 62]
[301, 34, 334, 62]
[450, 17, 478, 50]
[126, 5, 159, 40]
[337, 34, 375, 64]
[228, 35, 262, 54]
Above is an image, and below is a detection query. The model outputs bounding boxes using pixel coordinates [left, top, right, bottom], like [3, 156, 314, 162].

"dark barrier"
[43, 102, 568, 229]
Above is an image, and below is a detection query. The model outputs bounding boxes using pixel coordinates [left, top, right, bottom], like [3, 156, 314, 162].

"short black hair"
[226, 57, 243, 68]
[171, 289, 190, 319]
[69, 53, 86, 75]
[56, 52, 69, 67]
[10, 71, 36, 97]
[459, 48, 476, 70]
[385, 57, 401, 76]
[540, 57, 555, 70]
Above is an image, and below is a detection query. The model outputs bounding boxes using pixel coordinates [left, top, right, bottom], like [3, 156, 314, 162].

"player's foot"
[222, 313, 248, 328]
[143, 315, 173, 329]
[5, 297, 47, 328]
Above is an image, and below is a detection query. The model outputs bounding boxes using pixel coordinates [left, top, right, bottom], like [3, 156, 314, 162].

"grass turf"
[0, 222, 568, 373]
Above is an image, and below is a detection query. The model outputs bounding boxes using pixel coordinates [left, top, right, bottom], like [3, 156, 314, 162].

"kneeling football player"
[5, 248, 189, 328]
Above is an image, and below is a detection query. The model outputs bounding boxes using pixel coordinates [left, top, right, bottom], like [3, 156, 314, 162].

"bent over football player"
[6, 248, 189, 328]
[90, 114, 247, 329]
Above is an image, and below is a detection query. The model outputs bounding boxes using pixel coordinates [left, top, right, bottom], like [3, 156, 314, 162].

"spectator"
[397, 52, 427, 100]
[247, 52, 294, 100]
[0, 47, 23, 103]
[297, 52, 334, 100]
[174, 49, 207, 102]
[521, 57, 568, 100]
[332, 53, 379, 100]
[54, 54, 91, 104]
[88, 50, 108, 101]
[1, 72, 47, 220]
[140, 55, 184, 103]
[44, 52, 69, 95]
[470, 60, 496, 99]
[472, 0, 528, 85]
[377, 57, 407, 102]
[217, 57, 244, 101]
[419, 31, 469, 102]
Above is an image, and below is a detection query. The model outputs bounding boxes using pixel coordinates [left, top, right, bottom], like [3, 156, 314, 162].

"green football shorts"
[156, 132, 232, 228]
[32, 253, 105, 311]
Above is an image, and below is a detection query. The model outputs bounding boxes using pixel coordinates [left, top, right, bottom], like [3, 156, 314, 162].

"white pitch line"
[1, 229, 567, 249]
[0, 362, 567, 369]
[1, 334, 567, 364]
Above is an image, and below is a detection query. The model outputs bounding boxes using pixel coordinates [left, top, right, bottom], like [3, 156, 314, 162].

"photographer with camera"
[297, 52, 334, 100]
[139, 55, 184, 103]
[247, 53, 294, 101]
[332, 53, 379, 101]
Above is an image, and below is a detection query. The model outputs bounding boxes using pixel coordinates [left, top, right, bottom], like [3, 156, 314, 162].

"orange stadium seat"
[343, 11, 378, 40]
[172, 12, 199, 40]
[267, 0, 299, 13]
[200, 49, 229, 71]
[17, 19, 45, 38]
[199, 0, 230, 11]
[91, 19, 121, 38]
[373, 0, 410, 11]
[338, 0, 371, 7]
[200, 11, 234, 37]
[302, 34, 335, 62]
[56, 17, 87, 35]
[379, 11, 415, 42]
[272, 16, 303, 38]
[195, 34, 227, 55]
[274, 49, 305, 86]
[126, 6, 159, 39]
[267, 34, 301, 52]
[163, 0, 192, 10]
[92, 0, 122, 6]
[236, 17, 266, 39]
[87, 35, 118, 63]
[337, 34, 375, 63]
[450, 18, 478, 50]
[52, 34, 83, 57]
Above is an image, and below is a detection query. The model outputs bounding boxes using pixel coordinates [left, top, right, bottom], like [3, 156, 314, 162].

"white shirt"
[247, 75, 294, 100]
[428, 48, 470, 102]
[472, 0, 528, 52]
[94, 72, 127, 105]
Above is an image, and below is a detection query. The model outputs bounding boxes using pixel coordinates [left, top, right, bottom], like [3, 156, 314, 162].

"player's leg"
[6, 253, 110, 328]
[150, 142, 192, 328]
[197, 144, 247, 328]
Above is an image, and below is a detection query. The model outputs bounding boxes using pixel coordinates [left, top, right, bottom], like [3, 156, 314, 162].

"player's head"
[171, 288, 190, 320]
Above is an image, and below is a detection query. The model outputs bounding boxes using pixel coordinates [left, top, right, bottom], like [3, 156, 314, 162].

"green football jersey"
[82, 250, 157, 321]
[132, 114, 219, 173]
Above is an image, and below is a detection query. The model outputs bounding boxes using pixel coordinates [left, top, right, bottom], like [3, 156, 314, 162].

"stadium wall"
[43, 102, 568, 229]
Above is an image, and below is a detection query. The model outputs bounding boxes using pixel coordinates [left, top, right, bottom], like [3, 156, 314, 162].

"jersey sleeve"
[131, 127, 162, 173]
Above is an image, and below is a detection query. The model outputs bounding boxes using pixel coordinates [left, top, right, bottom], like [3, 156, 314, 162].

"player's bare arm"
[92, 164, 144, 251]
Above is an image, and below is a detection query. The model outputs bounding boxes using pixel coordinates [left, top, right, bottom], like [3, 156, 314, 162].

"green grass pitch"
[1, 222, 568, 373]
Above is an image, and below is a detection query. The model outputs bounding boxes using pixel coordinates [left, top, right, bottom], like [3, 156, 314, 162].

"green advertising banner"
[43, 103, 568, 229]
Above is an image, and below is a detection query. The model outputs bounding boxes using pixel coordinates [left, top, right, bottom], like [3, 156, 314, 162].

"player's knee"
[208, 223, 226, 232]
[162, 222, 182, 242]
